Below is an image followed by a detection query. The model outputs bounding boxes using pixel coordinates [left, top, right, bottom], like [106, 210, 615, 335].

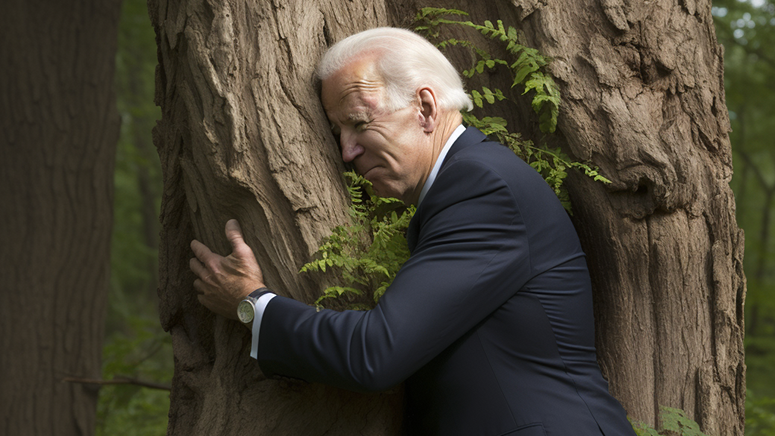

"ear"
[417, 87, 438, 133]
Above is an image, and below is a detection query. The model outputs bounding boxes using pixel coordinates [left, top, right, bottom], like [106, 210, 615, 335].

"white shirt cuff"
[250, 293, 276, 359]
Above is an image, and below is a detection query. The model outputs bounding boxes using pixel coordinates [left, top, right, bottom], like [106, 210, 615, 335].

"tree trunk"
[149, 0, 405, 434]
[150, 0, 745, 434]
[501, 0, 745, 433]
[0, 0, 122, 435]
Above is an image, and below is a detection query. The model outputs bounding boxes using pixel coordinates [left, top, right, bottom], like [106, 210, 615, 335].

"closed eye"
[348, 111, 370, 131]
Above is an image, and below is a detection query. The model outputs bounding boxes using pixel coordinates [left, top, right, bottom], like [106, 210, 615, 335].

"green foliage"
[747, 390, 775, 436]
[659, 406, 710, 436]
[415, 7, 609, 212]
[97, 315, 172, 436]
[712, 1, 775, 432]
[300, 172, 414, 309]
[415, 7, 560, 133]
[98, 0, 171, 434]
[305, 8, 615, 308]
[462, 113, 609, 211]
[630, 418, 663, 436]
[110, 0, 162, 309]
[629, 406, 710, 436]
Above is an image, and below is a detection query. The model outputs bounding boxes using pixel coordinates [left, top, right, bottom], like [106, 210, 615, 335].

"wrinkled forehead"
[320, 57, 386, 113]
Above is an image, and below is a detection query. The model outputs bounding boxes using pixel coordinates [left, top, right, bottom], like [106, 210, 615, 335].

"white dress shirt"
[249, 293, 276, 359]
[417, 124, 466, 206]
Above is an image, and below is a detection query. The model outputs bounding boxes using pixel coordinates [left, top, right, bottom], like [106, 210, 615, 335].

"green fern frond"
[301, 171, 414, 310]
[415, 7, 610, 212]
[414, 9, 560, 134]
[627, 406, 711, 436]
[304, 7, 613, 309]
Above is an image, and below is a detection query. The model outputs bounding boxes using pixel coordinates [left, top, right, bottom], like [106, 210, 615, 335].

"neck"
[430, 111, 464, 158]
[402, 110, 463, 205]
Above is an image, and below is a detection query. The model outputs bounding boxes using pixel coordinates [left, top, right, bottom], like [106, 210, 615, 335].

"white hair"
[318, 27, 473, 113]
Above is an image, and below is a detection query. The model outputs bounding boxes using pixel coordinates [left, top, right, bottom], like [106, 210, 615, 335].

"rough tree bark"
[149, 0, 404, 434]
[503, 1, 746, 434]
[149, 0, 744, 434]
[0, 0, 122, 435]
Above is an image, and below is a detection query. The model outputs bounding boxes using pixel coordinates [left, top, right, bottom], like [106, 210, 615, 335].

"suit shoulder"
[444, 139, 549, 194]
[451, 137, 518, 162]
[440, 138, 571, 222]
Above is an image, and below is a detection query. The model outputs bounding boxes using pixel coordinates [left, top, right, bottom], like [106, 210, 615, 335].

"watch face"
[237, 300, 255, 324]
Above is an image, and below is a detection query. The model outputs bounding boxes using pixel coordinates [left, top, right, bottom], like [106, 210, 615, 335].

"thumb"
[224, 219, 247, 252]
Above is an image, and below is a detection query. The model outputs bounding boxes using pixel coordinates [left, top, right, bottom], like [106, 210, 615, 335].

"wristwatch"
[237, 287, 270, 324]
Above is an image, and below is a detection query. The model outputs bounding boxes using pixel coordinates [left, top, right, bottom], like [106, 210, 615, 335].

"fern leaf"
[659, 406, 709, 436]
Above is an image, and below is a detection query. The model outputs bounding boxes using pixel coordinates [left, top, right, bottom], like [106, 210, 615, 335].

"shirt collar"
[417, 124, 466, 207]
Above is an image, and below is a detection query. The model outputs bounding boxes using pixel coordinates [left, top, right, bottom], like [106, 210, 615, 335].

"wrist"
[237, 287, 272, 325]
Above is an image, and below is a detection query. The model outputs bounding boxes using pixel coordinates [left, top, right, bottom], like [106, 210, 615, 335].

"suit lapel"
[406, 126, 488, 253]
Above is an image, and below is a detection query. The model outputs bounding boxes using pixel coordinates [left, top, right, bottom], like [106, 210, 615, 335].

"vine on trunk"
[415, 7, 561, 134]
[302, 9, 609, 308]
[415, 7, 609, 211]
[300, 172, 413, 310]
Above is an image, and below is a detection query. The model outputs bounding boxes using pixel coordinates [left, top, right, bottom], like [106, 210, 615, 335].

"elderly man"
[190, 27, 635, 436]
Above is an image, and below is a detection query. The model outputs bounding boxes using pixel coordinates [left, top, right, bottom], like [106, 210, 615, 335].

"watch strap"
[238, 287, 272, 324]
[247, 287, 271, 300]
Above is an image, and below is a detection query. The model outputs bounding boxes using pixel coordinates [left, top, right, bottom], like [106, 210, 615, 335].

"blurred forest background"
[100, 0, 775, 434]
[716, 0, 775, 433]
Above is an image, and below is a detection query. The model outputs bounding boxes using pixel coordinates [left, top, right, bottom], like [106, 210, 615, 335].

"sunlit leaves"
[413, 8, 610, 213]
[415, 8, 561, 134]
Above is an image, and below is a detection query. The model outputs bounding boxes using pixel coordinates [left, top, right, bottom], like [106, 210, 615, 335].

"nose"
[340, 131, 365, 163]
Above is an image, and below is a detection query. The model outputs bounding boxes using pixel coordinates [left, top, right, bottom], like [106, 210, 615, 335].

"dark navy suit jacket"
[258, 127, 636, 436]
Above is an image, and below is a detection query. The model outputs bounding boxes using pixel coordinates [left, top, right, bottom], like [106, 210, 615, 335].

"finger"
[189, 257, 208, 279]
[224, 219, 247, 251]
[226, 219, 260, 263]
[193, 279, 205, 294]
[191, 239, 215, 262]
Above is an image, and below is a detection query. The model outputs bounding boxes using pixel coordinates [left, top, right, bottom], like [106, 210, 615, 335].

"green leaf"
[479, 87, 494, 104]
[471, 90, 483, 108]
[301, 6, 612, 304]
[628, 417, 661, 436]
[513, 64, 540, 87]
[659, 406, 709, 436]
[497, 20, 506, 36]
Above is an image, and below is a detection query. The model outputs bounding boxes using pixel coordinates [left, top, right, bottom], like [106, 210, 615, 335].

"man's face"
[321, 58, 433, 204]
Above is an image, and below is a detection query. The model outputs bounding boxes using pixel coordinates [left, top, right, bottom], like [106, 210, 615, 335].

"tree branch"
[62, 376, 171, 391]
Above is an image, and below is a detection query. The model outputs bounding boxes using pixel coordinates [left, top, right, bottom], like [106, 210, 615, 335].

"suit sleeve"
[258, 158, 532, 392]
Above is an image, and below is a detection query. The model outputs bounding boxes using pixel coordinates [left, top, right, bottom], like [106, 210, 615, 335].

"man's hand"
[190, 219, 265, 320]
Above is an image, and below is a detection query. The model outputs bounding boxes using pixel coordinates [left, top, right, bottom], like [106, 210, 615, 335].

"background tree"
[95, 0, 171, 434]
[711, 0, 775, 433]
[507, 1, 745, 434]
[148, 0, 745, 434]
[0, 0, 122, 435]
